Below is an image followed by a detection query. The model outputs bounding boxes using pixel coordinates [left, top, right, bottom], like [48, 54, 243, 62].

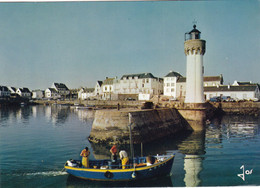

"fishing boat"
[65, 113, 174, 181]
[64, 154, 175, 181]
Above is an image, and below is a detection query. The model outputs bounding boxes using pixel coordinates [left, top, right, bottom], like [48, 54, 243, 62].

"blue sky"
[0, 1, 259, 90]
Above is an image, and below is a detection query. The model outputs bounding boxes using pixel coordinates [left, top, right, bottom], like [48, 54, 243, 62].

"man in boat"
[110, 144, 117, 168]
[80, 147, 90, 168]
[146, 155, 155, 166]
[119, 150, 129, 169]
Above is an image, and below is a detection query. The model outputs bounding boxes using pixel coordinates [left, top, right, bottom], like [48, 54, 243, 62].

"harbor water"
[0, 105, 259, 187]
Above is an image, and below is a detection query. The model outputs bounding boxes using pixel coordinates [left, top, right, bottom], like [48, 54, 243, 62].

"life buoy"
[132, 171, 137, 179]
[104, 171, 113, 179]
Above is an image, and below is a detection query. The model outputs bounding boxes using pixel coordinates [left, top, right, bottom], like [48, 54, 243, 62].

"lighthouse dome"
[186, 25, 201, 40]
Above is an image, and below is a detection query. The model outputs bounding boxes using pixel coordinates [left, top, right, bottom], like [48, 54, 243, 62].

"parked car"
[210, 96, 221, 102]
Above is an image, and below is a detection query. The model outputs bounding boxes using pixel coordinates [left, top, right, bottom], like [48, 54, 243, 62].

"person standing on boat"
[110, 144, 117, 168]
[80, 147, 90, 168]
[119, 150, 129, 169]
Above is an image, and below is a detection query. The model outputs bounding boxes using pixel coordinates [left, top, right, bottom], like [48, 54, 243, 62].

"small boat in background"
[64, 154, 175, 181]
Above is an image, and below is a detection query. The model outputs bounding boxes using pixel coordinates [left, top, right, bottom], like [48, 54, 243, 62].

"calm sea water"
[0, 105, 259, 187]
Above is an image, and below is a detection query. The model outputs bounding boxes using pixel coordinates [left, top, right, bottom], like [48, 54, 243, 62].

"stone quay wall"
[210, 102, 260, 116]
[88, 108, 187, 144]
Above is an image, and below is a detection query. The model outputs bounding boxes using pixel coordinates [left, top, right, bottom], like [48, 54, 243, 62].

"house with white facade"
[101, 77, 119, 100]
[0, 86, 11, 98]
[164, 71, 183, 99]
[175, 75, 224, 100]
[32, 90, 44, 99]
[45, 88, 59, 99]
[16, 88, 31, 99]
[114, 73, 163, 99]
[78, 88, 95, 100]
[8, 87, 16, 94]
[204, 84, 260, 101]
[94, 81, 103, 99]
[51, 83, 70, 99]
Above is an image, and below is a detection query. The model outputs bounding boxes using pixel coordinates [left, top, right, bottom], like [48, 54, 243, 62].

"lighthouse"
[184, 25, 206, 103]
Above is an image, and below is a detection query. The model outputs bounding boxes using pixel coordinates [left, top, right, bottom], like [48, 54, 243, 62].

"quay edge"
[88, 108, 189, 145]
[88, 101, 260, 145]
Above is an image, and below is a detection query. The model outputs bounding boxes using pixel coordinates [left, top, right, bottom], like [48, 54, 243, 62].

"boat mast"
[128, 113, 134, 163]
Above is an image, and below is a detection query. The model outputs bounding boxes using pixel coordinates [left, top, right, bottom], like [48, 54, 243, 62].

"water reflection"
[72, 108, 95, 123]
[66, 173, 173, 187]
[0, 105, 31, 126]
[206, 115, 260, 144]
[90, 130, 192, 160]
[178, 130, 206, 187]
[0, 105, 96, 127]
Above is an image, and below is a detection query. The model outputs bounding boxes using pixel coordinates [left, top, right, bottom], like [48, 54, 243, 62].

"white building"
[94, 81, 103, 99]
[115, 73, 163, 96]
[51, 83, 70, 98]
[32, 90, 44, 99]
[16, 88, 31, 98]
[8, 87, 16, 94]
[175, 75, 223, 101]
[45, 88, 59, 99]
[101, 77, 118, 100]
[78, 88, 95, 100]
[204, 84, 260, 101]
[164, 71, 183, 99]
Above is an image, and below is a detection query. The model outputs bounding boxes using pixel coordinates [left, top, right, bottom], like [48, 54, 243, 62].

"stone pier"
[177, 103, 207, 131]
[88, 108, 187, 144]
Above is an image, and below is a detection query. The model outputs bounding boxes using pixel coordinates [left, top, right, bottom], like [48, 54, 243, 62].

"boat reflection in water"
[66, 172, 173, 187]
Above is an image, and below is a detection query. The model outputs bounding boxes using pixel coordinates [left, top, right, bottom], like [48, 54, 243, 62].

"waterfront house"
[78, 88, 95, 100]
[0, 86, 11, 98]
[204, 84, 260, 101]
[94, 81, 103, 99]
[51, 83, 70, 99]
[176, 75, 224, 100]
[101, 77, 118, 100]
[45, 88, 59, 99]
[164, 71, 183, 99]
[70, 89, 79, 100]
[32, 90, 44, 99]
[16, 88, 31, 99]
[8, 87, 16, 94]
[114, 73, 163, 100]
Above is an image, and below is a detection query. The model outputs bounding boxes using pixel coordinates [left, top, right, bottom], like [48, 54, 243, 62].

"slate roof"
[121, 73, 156, 80]
[97, 81, 103, 87]
[0, 86, 9, 91]
[47, 88, 58, 93]
[204, 85, 258, 92]
[177, 76, 223, 83]
[164, 71, 183, 78]
[103, 78, 115, 85]
[19, 88, 31, 93]
[81, 88, 95, 92]
[53, 83, 69, 90]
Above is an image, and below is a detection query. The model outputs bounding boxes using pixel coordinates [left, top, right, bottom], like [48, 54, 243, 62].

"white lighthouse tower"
[184, 25, 206, 103]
